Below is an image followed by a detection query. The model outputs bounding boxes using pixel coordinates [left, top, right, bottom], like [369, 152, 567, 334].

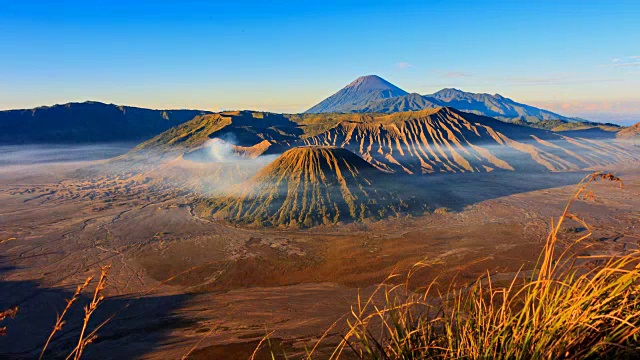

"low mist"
[173, 136, 280, 197]
[0, 143, 137, 185]
[0, 143, 135, 167]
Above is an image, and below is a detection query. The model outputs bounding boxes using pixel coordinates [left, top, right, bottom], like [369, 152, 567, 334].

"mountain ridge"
[134, 107, 637, 176]
[0, 101, 210, 144]
[306, 76, 579, 124]
[0, 76, 624, 146]
[300, 107, 634, 174]
[122, 107, 639, 228]
[425, 88, 570, 122]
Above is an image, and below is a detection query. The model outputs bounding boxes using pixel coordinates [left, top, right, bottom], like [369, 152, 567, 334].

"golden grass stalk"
[39, 276, 93, 360]
[180, 324, 221, 360]
[67, 265, 111, 360]
[0, 306, 19, 336]
[248, 330, 277, 360]
[291, 171, 640, 359]
[0, 237, 17, 245]
[38, 265, 111, 360]
[0, 306, 19, 322]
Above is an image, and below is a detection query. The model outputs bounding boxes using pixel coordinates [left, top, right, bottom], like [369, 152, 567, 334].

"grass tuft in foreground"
[39, 265, 111, 360]
[259, 172, 640, 359]
[0, 306, 19, 337]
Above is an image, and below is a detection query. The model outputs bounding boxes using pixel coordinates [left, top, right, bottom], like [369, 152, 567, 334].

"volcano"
[305, 75, 409, 114]
[127, 107, 637, 229]
[198, 146, 417, 228]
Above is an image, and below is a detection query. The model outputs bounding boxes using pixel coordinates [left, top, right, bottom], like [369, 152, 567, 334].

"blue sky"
[1, 0, 639, 124]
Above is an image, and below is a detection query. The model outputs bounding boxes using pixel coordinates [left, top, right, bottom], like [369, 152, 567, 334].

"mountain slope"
[198, 146, 415, 227]
[132, 107, 637, 176]
[306, 75, 409, 114]
[123, 107, 638, 228]
[618, 122, 640, 138]
[134, 111, 304, 155]
[0, 101, 209, 144]
[300, 108, 636, 175]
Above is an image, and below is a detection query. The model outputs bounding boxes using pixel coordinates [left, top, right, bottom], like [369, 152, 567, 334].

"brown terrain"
[617, 122, 640, 145]
[1, 109, 640, 359]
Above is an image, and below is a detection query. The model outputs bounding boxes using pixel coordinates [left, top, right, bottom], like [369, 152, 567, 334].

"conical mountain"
[305, 75, 409, 114]
[198, 146, 416, 228]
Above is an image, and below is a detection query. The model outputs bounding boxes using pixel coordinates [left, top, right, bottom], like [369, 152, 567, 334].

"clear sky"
[1, 0, 639, 124]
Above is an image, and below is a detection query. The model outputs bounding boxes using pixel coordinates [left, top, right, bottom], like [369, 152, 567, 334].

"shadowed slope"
[198, 147, 418, 228]
[426, 88, 571, 122]
[0, 101, 208, 144]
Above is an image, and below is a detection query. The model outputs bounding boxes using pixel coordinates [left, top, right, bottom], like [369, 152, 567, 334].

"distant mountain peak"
[346, 75, 400, 90]
[437, 87, 464, 93]
[308, 75, 582, 123]
[305, 75, 408, 114]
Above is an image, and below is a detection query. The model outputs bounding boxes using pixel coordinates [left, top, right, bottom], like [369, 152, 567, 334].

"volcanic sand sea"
[1, 156, 640, 359]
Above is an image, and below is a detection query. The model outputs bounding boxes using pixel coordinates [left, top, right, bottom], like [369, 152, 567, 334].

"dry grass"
[180, 325, 221, 360]
[0, 306, 18, 337]
[433, 207, 450, 216]
[0, 237, 16, 245]
[39, 276, 93, 359]
[38, 258, 232, 359]
[70, 265, 111, 360]
[257, 172, 640, 359]
[38, 265, 111, 360]
[17, 171, 639, 359]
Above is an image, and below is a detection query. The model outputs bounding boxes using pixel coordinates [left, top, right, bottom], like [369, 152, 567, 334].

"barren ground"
[1, 159, 639, 359]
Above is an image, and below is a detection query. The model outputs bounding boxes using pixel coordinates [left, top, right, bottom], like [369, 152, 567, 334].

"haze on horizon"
[1, 0, 639, 125]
